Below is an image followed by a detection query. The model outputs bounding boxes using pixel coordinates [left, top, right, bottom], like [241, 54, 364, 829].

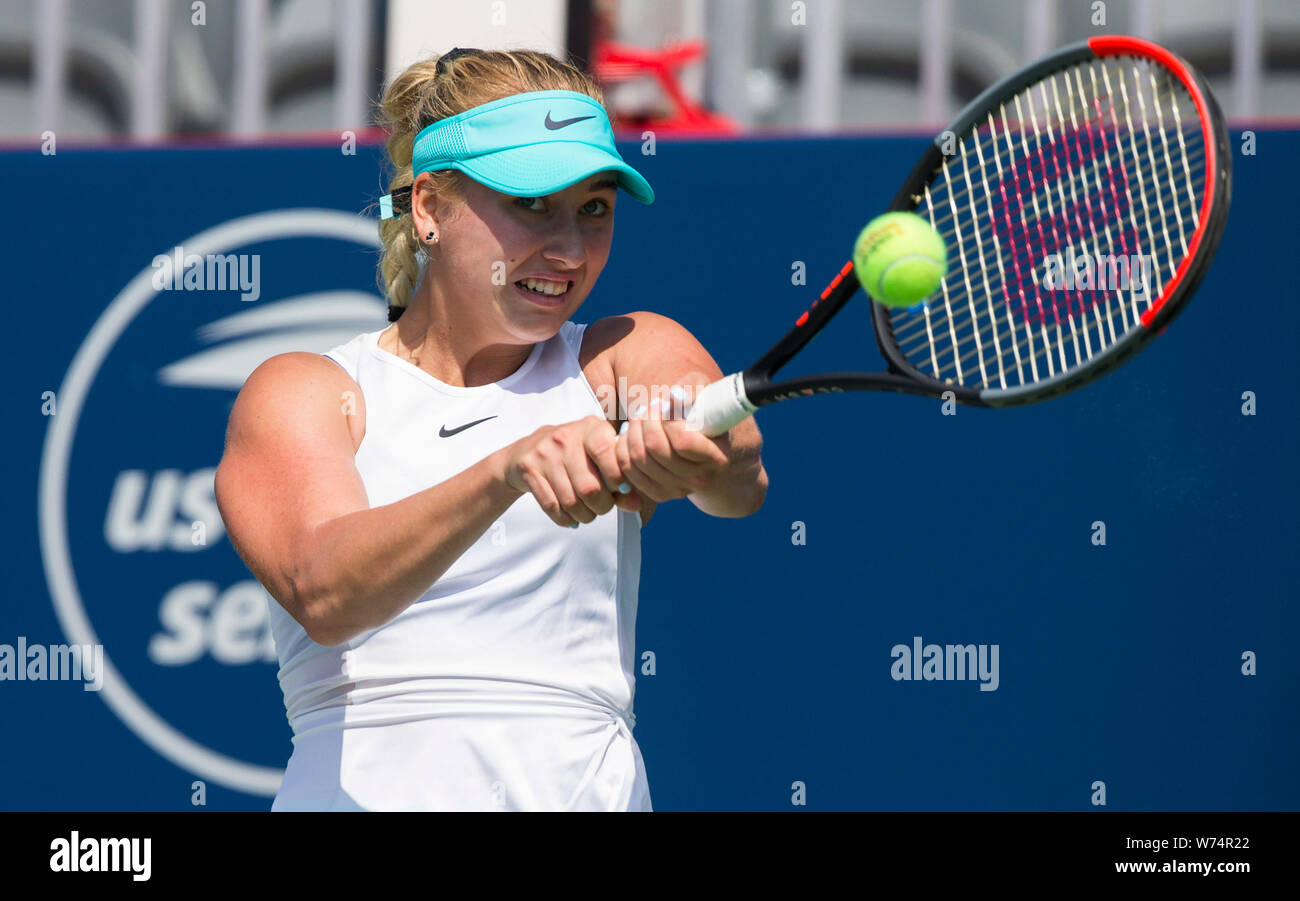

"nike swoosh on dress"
[438, 416, 498, 437]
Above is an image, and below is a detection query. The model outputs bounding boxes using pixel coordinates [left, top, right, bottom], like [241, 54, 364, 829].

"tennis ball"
[852, 212, 947, 307]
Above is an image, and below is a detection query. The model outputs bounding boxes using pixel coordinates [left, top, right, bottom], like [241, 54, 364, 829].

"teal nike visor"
[379, 89, 654, 219]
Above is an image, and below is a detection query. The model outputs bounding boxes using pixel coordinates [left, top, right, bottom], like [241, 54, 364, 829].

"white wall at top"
[385, 0, 568, 82]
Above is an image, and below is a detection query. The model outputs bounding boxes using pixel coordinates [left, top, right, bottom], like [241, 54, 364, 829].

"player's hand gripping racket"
[685, 35, 1231, 436]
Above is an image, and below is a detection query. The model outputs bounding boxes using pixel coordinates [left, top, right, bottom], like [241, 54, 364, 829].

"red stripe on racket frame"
[794, 261, 854, 327]
[1087, 35, 1220, 329]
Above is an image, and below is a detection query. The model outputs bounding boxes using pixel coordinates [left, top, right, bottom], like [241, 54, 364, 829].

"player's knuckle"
[517, 458, 541, 483]
[576, 476, 604, 500]
[586, 434, 614, 457]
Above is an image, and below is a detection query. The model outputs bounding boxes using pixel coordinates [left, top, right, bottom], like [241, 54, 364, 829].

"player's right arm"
[214, 353, 638, 647]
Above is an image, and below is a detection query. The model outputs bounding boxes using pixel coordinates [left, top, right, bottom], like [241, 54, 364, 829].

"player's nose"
[540, 215, 586, 268]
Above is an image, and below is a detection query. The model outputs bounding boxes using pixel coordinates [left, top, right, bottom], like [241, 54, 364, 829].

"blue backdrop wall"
[2, 129, 1296, 810]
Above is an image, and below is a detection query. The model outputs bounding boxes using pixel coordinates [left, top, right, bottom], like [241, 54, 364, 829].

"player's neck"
[381, 296, 532, 389]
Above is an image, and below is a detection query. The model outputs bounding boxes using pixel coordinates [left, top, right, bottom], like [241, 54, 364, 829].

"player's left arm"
[602, 311, 768, 518]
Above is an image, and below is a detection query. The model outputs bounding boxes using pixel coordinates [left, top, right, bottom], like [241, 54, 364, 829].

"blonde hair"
[375, 48, 605, 321]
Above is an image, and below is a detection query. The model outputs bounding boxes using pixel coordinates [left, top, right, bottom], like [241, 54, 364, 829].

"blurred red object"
[593, 39, 738, 134]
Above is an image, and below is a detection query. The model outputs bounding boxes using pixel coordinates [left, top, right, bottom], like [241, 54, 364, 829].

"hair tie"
[378, 185, 414, 220]
[436, 47, 481, 75]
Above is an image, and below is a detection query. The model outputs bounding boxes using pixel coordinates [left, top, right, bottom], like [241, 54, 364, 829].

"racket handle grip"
[685, 372, 758, 437]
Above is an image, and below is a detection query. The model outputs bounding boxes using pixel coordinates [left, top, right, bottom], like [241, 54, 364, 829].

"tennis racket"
[685, 35, 1231, 437]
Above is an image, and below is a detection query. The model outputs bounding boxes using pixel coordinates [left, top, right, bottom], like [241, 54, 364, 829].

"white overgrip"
[684, 372, 758, 437]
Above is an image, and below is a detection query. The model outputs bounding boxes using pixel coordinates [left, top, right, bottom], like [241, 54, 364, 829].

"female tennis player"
[213, 47, 767, 811]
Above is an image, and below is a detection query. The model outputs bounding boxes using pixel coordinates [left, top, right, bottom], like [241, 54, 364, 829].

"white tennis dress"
[267, 321, 650, 811]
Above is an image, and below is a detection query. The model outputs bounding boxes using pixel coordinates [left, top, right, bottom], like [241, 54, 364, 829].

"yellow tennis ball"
[853, 212, 948, 307]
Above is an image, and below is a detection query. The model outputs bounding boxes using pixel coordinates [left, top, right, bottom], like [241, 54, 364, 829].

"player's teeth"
[520, 278, 566, 296]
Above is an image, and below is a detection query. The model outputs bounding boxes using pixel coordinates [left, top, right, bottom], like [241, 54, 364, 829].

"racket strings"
[953, 68, 1195, 316]
[889, 150, 1201, 347]
[913, 150, 1202, 330]
[892, 181, 1202, 367]
[904, 280, 1152, 389]
[917, 126, 1202, 291]
[910, 146, 1202, 290]
[916, 67, 1196, 222]
[886, 55, 1206, 391]
[919, 78, 1197, 236]
[948, 59, 1192, 382]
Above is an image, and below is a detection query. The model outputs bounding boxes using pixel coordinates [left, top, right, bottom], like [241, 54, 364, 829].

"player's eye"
[582, 198, 611, 217]
[514, 196, 545, 212]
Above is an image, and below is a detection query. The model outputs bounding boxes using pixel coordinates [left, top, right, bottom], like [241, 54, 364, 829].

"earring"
[425, 231, 438, 244]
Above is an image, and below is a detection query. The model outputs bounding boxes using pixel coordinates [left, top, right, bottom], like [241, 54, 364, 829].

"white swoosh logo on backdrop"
[157, 292, 385, 389]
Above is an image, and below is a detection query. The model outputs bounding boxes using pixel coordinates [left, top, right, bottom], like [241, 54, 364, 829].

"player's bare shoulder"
[227, 352, 366, 454]
[580, 312, 703, 388]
